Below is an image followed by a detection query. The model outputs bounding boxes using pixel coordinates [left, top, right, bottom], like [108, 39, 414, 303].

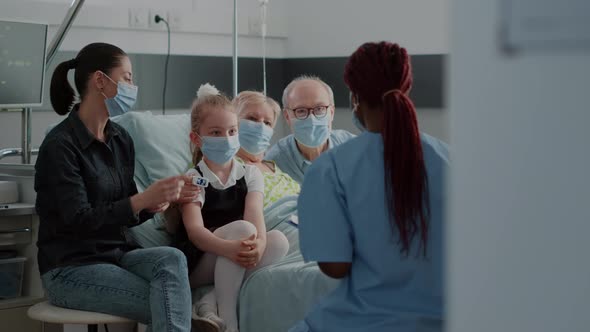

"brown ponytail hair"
[50, 43, 126, 115]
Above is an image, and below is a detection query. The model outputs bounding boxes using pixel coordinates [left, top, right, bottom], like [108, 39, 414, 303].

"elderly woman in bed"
[233, 91, 300, 208]
[165, 92, 298, 229]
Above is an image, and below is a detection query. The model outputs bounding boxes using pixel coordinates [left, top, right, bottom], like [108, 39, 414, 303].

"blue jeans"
[41, 247, 191, 332]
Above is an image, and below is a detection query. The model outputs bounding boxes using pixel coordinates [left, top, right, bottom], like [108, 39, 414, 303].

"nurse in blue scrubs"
[290, 41, 449, 332]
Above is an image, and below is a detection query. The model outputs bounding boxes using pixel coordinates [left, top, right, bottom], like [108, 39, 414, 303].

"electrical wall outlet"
[167, 11, 183, 30]
[128, 8, 148, 29]
[148, 9, 166, 29]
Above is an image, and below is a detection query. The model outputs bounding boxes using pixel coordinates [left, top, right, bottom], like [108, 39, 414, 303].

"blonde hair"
[233, 90, 281, 125]
[190, 84, 234, 166]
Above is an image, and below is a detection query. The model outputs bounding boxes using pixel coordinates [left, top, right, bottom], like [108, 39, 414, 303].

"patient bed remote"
[192, 176, 209, 188]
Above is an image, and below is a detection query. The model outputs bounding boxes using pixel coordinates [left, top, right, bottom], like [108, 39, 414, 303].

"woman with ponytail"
[290, 41, 449, 332]
[35, 43, 195, 331]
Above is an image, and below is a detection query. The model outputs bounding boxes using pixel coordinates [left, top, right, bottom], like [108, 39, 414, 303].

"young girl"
[174, 84, 289, 332]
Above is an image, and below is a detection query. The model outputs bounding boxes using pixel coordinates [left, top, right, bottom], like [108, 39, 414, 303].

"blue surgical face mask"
[293, 115, 330, 148]
[352, 106, 366, 132]
[239, 119, 274, 155]
[199, 134, 241, 165]
[101, 72, 138, 117]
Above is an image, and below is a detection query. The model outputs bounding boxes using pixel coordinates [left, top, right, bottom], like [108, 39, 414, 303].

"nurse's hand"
[175, 175, 201, 204]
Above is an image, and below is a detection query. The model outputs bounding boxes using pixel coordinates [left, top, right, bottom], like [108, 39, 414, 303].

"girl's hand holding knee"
[239, 235, 266, 268]
[222, 234, 256, 268]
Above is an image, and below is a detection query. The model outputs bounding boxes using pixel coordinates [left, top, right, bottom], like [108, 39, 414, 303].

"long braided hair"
[344, 42, 430, 256]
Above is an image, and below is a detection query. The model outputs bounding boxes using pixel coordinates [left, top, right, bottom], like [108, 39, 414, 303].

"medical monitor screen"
[0, 21, 48, 108]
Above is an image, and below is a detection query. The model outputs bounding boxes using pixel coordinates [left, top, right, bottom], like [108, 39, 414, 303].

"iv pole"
[232, 0, 238, 98]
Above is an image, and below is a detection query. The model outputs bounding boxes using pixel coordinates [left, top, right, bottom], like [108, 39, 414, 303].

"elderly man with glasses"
[265, 75, 355, 184]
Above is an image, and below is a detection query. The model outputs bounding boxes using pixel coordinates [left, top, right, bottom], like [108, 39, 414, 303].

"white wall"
[0, 0, 288, 57]
[448, 1, 590, 332]
[285, 0, 449, 57]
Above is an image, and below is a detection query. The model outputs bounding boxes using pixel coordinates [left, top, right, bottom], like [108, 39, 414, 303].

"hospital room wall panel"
[283, 56, 445, 109]
[25, 51, 443, 112]
[7, 51, 289, 113]
[0, 54, 447, 165]
[0, 51, 448, 164]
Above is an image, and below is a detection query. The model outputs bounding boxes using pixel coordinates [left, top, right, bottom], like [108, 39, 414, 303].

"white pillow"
[112, 111, 192, 190]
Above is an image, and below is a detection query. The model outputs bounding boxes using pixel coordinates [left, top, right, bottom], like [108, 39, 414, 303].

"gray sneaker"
[193, 302, 226, 332]
[191, 312, 220, 332]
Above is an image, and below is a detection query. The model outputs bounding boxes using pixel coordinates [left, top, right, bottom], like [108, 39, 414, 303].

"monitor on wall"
[0, 20, 48, 108]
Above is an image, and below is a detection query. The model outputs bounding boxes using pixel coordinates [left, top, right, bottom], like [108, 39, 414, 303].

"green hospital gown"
[261, 161, 301, 208]
[236, 158, 300, 208]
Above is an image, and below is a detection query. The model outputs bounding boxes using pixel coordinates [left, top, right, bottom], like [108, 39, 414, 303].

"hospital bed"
[110, 111, 338, 332]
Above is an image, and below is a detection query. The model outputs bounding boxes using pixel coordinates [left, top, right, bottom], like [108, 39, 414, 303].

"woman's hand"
[147, 202, 170, 213]
[238, 235, 266, 269]
[175, 175, 201, 204]
[131, 176, 184, 213]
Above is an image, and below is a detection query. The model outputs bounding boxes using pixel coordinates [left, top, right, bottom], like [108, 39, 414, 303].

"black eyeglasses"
[286, 105, 331, 120]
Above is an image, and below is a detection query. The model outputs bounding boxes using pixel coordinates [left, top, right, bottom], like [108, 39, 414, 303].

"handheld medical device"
[192, 176, 209, 188]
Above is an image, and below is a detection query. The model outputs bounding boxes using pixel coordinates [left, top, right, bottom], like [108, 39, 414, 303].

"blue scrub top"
[291, 131, 449, 332]
[265, 129, 355, 184]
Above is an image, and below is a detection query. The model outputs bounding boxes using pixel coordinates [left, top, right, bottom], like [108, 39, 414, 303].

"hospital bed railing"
[0, 148, 40, 160]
